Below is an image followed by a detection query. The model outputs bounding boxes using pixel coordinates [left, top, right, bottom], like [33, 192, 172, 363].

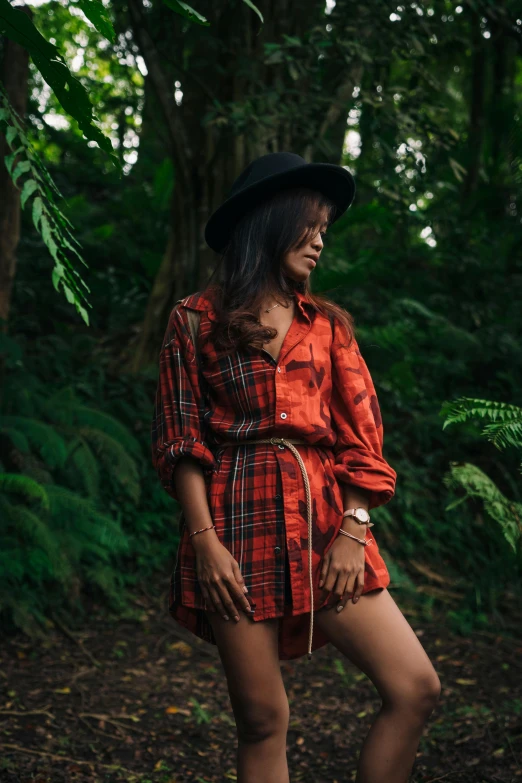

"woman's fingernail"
[337, 605, 344, 612]
[224, 615, 229, 621]
[243, 586, 248, 592]
[319, 580, 323, 587]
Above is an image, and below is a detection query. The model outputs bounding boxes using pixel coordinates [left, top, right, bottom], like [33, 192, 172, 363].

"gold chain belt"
[216, 436, 317, 660]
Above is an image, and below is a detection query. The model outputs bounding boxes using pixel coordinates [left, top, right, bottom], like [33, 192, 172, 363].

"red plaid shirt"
[151, 288, 397, 660]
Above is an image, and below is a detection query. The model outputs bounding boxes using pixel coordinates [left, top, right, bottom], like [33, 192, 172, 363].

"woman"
[151, 152, 441, 783]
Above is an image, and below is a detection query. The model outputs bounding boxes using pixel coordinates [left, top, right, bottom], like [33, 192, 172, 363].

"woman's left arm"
[319, 320, 397, 606]
[329, 320, 397, 511]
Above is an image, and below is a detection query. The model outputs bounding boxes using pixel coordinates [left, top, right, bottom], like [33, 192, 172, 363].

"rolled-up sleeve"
[330, 320, 397, 510]
[151, 305, 217, 502]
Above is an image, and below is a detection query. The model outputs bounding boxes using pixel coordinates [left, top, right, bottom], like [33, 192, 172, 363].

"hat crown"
[230, 152, 306, 198]
[205, 150, 356, 253]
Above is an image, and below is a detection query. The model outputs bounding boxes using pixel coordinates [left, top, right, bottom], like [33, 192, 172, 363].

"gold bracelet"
[189, 524, 216, 538]
[338, 528, 373, 546]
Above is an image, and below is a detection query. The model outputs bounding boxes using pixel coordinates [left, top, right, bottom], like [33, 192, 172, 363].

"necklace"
[264, 295, 294, 313]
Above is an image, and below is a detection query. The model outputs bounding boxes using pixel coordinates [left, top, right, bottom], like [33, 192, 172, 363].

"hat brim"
[204, 162, 356, 254]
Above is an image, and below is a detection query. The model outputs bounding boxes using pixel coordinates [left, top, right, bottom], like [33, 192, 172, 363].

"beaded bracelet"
[189, 524, 216, 538]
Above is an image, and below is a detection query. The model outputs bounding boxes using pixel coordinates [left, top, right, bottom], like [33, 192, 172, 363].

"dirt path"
[1, 576, 521, 782]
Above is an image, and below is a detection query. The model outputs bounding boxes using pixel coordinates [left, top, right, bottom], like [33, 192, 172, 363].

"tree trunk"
[119, 0, 368, 372]
[460, 8, 487, 208]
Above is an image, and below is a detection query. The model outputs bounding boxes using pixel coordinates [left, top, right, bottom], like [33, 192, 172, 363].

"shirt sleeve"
[329, 318, 397, 510]
[151, 304, 217, 502]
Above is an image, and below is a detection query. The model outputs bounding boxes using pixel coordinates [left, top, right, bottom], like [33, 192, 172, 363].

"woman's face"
[281, 215, 328, 283]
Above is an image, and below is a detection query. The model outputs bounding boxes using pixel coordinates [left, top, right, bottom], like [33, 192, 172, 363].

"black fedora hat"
[204, 151, 356, 253]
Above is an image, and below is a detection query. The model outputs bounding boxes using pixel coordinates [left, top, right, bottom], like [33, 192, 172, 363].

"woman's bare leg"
[314, 588, 441, 783]
[204, 609, 289, 783]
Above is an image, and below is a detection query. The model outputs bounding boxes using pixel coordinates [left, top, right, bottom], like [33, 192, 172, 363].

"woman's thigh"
[313, 588, 441, 705]
[204, 610, 289, 731]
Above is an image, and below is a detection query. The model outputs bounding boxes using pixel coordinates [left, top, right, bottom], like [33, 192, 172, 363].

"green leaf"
[4, 150, 17, 174]
[52, 263, 65, 292]
[32, 196, 44, 231]
[161, 0, 210, 26]
[20, 178, 38, 209]
[40, 214, 52, 247]
[0, 0, 120, 171]
[46, 235, 61, 265]
[5, 124, 18, 146]
[76, 302, 90, 326]
[11, 159, 31, 186]
[0, 84, 93, 328]
[241, 0, 264, 24]
[63, 284, 76, 305]
[0, 0, 57, 58]
[449, 157, 467, 182]
[75, 0, 115, 43]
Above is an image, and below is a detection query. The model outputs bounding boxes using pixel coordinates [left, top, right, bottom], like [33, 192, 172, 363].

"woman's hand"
[318, 534, 365, 611]
[194, 537, 254, 622]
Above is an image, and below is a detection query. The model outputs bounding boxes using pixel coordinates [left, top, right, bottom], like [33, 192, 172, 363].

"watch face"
[356, 508, 369, 522]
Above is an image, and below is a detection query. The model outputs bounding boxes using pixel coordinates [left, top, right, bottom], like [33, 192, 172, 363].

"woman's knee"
[233, 693, 290, 744]
[383, 667, 441, 718]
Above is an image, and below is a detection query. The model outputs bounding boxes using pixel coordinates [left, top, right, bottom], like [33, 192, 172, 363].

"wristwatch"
[342, 507, 373, 527]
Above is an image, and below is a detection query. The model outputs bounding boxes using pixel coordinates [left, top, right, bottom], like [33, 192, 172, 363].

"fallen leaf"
[168, 641, 193, 656]
[165, 706, 191, 716]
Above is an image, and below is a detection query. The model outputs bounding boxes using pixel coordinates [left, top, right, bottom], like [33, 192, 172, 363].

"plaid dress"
[151, 288, 397, 660]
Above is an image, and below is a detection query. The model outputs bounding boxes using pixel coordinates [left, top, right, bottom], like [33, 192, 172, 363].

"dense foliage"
[1, 0, 521, 639]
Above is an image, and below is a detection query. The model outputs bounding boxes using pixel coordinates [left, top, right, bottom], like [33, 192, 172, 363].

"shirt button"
[274, 494, 282, 500]
[277, 367, 281, 373]
[274, 546, 281, 554]
[280, 412, 287, 419]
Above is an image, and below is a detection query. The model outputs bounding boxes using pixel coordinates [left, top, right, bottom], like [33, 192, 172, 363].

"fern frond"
[1, 416, 68, 468]
[0, 425, 30, 453]
[74, 406, 141, 458]
[67, 436, 101, 498]
[482, 419, 522, 452]
[0, 592, 48, 638]
[78, 427, 141, 503]
[440, 397, 522, 454]
[443, 462, 522, 553]
[46, 485, 129, 555]
[40, 387, 76, 427]
[0, 473, 50, 510]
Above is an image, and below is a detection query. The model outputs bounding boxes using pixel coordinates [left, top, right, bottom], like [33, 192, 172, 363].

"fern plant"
[441, 397, 522, 553]
[0, 325, 148, 634]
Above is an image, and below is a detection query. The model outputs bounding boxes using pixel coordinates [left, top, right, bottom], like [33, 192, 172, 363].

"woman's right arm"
[174, 457, 254, 622]
[151, 305, 252, 621]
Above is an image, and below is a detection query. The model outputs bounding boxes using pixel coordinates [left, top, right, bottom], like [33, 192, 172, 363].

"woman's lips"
[305, 256, 317, 267]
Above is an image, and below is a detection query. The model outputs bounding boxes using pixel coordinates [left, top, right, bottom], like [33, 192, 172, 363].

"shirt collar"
[186, 286, 313, 322]
[293, 289, 313, 322]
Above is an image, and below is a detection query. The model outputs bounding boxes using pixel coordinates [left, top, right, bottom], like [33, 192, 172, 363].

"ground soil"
[0, 577, 521, 783]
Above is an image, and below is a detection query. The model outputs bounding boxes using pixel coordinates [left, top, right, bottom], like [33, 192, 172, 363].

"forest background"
[1, 2, 522, 777]
[1, 0, 521, 646]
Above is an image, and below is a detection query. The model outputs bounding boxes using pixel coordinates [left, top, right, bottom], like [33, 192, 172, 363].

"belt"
[217, 436, 317, 660]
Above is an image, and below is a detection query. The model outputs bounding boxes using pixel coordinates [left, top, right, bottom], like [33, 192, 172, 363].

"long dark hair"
[202, 186, 355, 354]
